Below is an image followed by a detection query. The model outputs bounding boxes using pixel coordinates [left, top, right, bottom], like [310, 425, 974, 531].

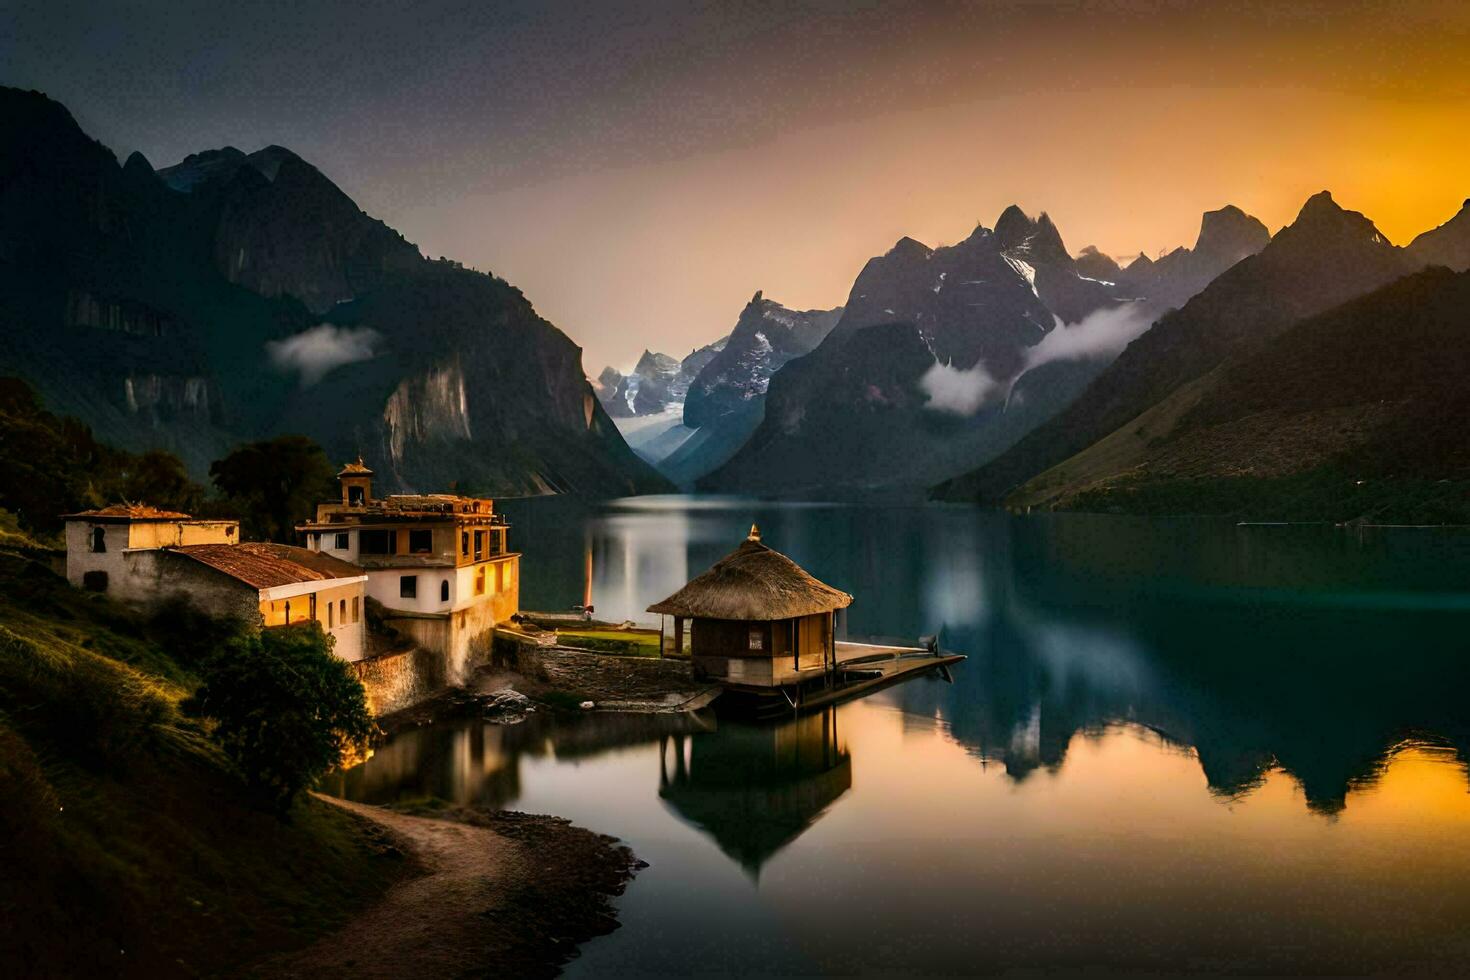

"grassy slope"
[1006, 268, 1470, 523]
[0, 549, 401, 978]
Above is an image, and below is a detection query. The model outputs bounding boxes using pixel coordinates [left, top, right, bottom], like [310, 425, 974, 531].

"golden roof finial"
[748, 523, 761, 542]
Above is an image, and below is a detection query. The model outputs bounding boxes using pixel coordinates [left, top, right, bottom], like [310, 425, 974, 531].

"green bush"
[188, 623, 375, 814]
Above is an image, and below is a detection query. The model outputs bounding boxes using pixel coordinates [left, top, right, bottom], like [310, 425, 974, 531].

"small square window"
[748, 629, 764, 651]
[335, 532, 349, 550]
[409, 529, 432, 554]
[400, 575, 418, 599]
[360, 530, 392, 555]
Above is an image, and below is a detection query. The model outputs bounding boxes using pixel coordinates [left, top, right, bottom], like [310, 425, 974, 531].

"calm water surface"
[328, 497, 1470, 975]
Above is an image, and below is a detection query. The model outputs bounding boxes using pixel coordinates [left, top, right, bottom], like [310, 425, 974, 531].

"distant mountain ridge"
[0, 86, 668, 497]
[999, 267, 1470, 522]
[935, 190, 1459, 508]
[698, 200, 1267, 498]
[597, 292, 841, 485]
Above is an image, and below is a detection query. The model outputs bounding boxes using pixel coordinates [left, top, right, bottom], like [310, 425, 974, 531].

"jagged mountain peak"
[633, 349, 679, 378]
[1406, 197, 1470, 271]
[1293, 189, 1381, 239]
[1075, 245, 1123, 281]
[1263, 191, 1398, 267]
[994, 205, 1071, 266]
[122, 150, 155, 175]
[1194, 205, 1270, 262]
[887, 236, 934, 261]
[994, 204, 1035, 251]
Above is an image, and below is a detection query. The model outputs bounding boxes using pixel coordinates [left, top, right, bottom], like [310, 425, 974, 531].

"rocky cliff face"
[159, 146, 423, 313]
[0, 86, 668, 497]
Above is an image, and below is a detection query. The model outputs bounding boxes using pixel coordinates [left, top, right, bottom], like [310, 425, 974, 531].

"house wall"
[64, 519, 237, 592]
[691, 613, 832, 687]
[308, 523, 507, 568]
[70, 547, 263, 623]
[127, 520, 238, 548]
[261, 581, 366, 662]
[352, 646, 446, 716]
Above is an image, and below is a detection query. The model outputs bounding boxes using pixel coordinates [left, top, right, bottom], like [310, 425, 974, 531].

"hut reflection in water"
[658, 706, 852, 877]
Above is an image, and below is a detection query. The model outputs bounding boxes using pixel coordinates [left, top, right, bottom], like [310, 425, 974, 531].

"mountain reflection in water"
[327, 498, 1470, 975]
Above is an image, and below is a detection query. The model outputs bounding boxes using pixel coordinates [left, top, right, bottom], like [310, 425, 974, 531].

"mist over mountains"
[8, 84, 1470, 519]
[0, 87, 667, 497]
[937, 192, 1470, 519]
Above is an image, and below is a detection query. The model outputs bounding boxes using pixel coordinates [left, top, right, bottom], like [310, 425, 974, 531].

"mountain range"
[694, 203, 1269, 498]
[0, 87, 667, 497]
[12, 85, 1470, 518]
[595, 293, 841, 486]
[935, 193, 1470, 518]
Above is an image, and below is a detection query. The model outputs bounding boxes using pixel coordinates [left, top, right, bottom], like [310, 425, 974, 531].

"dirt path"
[259, 796, 638, 979]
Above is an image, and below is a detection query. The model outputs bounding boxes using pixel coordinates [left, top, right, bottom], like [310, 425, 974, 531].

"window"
[352, 596, 360, 623]
[91, 527, 106, 553]
[496, 562, 506, 592]
[328, 603, 334, 628]
[339, 599, 346, 624]
[309, 593, 317, 620]
[335, 531, 350, 550]
[359, 529, 392, 555]
[400, 575, 418, 599]
[440, 580, 450, 603]
[284, 600, 291, 622]
[348, 485, 365, 506]
[409, 529, 433, 554]
[489, 529, 502, 556]
[473, 530, 484, 560]
[461, 531, 469, 557]
[475, 566, 486, 595]
[82, 570, 108, 592]
[748, 628, 764, 651]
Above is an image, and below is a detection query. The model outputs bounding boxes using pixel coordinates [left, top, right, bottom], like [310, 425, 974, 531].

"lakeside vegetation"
[1, 375, 337, 544]
[0, 548, 399, 976]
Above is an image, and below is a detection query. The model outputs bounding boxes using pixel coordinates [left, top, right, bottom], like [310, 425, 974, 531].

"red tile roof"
[171, 542, 363, 590]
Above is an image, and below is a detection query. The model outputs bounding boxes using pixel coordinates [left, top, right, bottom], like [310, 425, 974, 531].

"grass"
[1065, 470, 1470, 525]
[0, 548, 403, 977]
[554, 628, 662, 658]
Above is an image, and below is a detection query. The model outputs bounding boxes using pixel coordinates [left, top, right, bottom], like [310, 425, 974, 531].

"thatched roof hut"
[647, 525, 851, 621]
[649, 526, 851, 689]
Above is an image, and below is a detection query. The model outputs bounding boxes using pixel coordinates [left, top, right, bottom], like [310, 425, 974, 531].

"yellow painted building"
[64, 506, 369, 661]
[298, 460, 520, 681]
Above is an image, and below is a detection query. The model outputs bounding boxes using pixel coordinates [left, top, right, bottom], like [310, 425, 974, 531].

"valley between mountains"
[6, 84, 1470, 521]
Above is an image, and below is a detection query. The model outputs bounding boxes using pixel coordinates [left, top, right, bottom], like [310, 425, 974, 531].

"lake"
[327, 497, 1470, 975]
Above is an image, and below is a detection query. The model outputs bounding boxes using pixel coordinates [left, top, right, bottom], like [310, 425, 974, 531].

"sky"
[6, 1, 1470, 371]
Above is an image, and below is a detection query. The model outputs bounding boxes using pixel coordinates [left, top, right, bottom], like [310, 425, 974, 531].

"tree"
[188, 623, 374, 814]
[0, 376, 202, 536]
[210, 435, 337, 543]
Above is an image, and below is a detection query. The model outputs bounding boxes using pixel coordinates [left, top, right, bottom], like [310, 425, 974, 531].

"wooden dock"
[720, 641, 965, 718]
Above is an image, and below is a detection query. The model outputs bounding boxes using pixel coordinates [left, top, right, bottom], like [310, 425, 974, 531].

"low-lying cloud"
[921, 301, 1157, 417]
[920, 358, 1001, 416]
[267, 324, 382, 385]
[1021, 301, 1154, 375]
